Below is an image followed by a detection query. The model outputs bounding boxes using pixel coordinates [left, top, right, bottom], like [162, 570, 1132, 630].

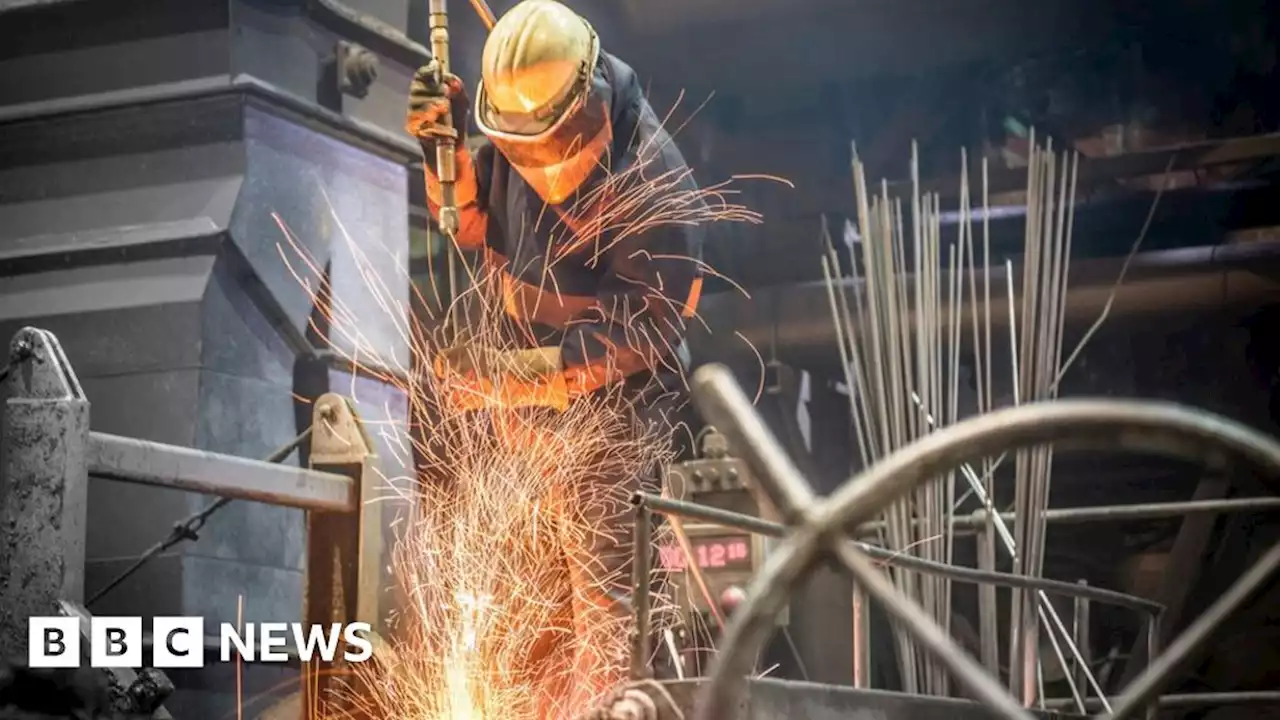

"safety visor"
[474, 47, 613, 205]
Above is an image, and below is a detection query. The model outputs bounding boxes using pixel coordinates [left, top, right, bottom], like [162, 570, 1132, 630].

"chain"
[86, 426, 315, 608]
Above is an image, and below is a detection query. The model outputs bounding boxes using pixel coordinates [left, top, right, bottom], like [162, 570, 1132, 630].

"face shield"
[474, 39, 613, 206]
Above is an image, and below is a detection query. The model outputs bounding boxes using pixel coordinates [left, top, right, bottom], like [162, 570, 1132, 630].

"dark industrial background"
[3, 0, 1280, 718]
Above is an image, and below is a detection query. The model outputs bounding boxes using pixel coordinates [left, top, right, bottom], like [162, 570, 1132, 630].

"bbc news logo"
[28, 617, 373, 668]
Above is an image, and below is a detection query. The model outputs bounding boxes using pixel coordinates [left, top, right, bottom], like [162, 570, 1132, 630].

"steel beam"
[0, 328, 90, 655]
[88, 432, 355, 512]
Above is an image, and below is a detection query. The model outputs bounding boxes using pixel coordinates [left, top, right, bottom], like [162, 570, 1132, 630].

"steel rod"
[1144, 612, 1161, 720]
[977, 525, 1001, 674]
[88, 431, 353, 512]
[853, 586, 870, 688]
[1038, 601, 1086, 713]
[851, 497, 1280, 537]
[1074, 581, 1092, 695]
[634, 493, 1162, 613]
[630, 505, 653, 680]
[1046, 691, 1280, 710]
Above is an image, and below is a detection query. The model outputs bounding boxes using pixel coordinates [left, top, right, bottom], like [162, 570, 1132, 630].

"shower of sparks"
[271, 97, 784, 720]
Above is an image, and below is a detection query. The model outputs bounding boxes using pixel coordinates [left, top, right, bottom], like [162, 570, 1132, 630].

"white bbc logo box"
[29, 617, 204, 669]
[29, 617, 373, 668]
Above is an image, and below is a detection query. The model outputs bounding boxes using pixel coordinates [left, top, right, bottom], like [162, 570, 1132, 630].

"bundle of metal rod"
[1007, 139, 1080, 706]
[822, 138, 1095, 706]
[821, 144, 971, 695]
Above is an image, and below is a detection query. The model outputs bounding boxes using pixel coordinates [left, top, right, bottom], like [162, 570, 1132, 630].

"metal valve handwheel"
[688, 364, 1280, 720]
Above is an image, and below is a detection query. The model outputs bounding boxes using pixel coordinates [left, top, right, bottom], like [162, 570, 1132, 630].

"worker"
[405, 0, 702, 701]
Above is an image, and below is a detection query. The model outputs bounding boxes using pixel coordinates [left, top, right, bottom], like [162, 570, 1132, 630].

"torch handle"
[428, 0, 459, 235]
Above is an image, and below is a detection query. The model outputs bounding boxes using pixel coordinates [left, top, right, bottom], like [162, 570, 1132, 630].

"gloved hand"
[405, 57, 470, 151]
[435, 346, 563, 383]
[434, 346, 570, 412]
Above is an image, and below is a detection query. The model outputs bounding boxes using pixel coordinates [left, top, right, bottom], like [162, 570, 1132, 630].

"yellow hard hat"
[479, 0, 597, 134]
[474, 0, 612, 205]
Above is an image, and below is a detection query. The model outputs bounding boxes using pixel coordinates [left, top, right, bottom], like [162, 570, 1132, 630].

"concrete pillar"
[0, 328, 90, 655]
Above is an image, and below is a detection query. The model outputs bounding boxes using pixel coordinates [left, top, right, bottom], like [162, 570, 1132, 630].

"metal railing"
[0, 327, 384, 717]
[648, 363, 1280, 720]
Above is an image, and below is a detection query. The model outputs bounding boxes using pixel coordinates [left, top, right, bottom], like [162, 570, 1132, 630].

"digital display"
[658, 534, 753, 572]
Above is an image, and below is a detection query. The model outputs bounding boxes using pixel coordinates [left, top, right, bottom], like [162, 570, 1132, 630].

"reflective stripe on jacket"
[423, 51, 705, 396]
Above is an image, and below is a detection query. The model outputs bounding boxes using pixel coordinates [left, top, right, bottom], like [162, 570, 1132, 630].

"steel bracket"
[303, 392, 380, 718]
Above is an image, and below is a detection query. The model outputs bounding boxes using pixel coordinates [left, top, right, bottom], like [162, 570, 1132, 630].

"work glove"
[435, 346, 563, 383]
[406, 57, 470, 153]
[434, 346, 570, 412]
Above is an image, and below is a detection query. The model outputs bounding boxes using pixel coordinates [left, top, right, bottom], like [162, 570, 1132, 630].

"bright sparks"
[274, 95, 783, 720]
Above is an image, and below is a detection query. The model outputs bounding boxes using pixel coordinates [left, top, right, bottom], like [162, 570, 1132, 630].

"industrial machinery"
[607, 365, 1280, 720]
[661, 429, 780, 622]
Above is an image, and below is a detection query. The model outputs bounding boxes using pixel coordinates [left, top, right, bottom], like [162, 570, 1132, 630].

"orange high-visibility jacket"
[423, 51, 705, 397]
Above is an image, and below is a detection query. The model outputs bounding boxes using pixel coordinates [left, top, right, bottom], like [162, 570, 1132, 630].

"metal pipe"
[853, 586, 870, 688]
[634, 493, 1162, 613]
[88, 432, 354, 512]
[630, 505, 653, 680]
[1028, 497, 1280, 524]
[977, 526, 1000, 675]
[849, 496, 1280, 537]
[1101, 541, 1280, 720]
[689, 241, 1280, 371]
[1046, 691, 1280, 711]
[1074, 581, 1092, 695]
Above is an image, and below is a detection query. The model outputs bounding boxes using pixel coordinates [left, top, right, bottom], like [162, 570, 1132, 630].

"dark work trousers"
[565, 370, 688, 618]
[526, 370, 689, 713]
